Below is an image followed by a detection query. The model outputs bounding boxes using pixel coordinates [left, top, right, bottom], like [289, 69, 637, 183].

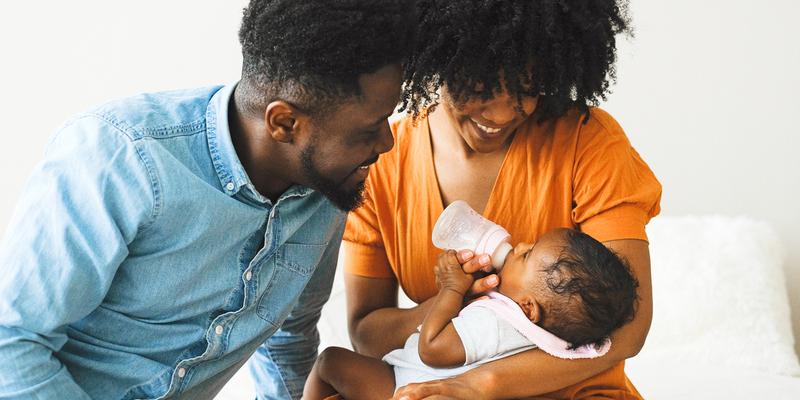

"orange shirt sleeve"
[341, 115, 412, 280]
[572, 109, 662, 242]
[342, 186, 395, 279]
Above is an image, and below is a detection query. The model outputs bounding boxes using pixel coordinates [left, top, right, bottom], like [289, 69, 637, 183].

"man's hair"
[238, 0, 415, 117]
[400, 0, 632, 122]
[539, 229, 639, 350]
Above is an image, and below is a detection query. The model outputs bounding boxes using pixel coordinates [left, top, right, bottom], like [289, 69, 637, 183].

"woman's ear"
[519, 297, 542, 323]
[264, 101, 298, 143]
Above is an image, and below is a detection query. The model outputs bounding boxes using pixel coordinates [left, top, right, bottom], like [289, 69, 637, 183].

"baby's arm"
[417, 250, 475, 368]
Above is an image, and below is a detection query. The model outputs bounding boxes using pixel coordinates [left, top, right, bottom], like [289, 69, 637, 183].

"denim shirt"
[0, 84, 346, 399]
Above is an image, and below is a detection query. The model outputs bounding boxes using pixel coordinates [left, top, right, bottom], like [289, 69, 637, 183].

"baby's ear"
[519, 298, 542, 323]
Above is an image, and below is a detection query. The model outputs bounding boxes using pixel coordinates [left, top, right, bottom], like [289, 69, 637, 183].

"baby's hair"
[538, 229, 639, 350]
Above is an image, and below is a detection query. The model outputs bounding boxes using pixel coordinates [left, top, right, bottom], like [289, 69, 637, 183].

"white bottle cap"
[491, 242, 513, 270]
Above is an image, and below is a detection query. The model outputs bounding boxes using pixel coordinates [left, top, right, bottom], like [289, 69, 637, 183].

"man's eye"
[361, 130, 379, 141]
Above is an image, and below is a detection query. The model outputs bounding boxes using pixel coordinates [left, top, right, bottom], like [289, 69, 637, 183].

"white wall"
[0, 0, 797, 380]
[603, 0, 800, 355]
[0, 0, 248, 200]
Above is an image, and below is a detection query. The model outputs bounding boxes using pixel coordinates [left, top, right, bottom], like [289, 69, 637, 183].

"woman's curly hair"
[400, 0, 632, 122]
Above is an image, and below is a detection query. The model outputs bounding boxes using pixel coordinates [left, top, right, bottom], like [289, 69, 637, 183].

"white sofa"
[219, 216, 800, 399]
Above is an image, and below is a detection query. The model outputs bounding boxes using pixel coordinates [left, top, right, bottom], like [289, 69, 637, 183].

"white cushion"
[636, 215, 800, 376]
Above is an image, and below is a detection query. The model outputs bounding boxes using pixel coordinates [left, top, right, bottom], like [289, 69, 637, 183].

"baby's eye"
[523, 247, 534, 260]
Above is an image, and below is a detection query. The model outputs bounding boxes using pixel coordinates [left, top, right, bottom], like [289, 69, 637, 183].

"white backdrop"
[0, 0, 798, 391]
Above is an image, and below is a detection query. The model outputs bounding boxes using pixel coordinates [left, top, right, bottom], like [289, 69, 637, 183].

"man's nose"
[374, 122, 394, 155]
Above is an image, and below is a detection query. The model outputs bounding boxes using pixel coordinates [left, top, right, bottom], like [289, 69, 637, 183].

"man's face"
[298, 64, 402, 211]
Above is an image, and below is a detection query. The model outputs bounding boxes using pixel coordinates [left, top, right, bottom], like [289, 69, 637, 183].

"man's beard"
[300, 141, 366, 212]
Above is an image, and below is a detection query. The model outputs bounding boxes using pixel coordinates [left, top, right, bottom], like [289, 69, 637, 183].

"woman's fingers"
[454, 250, 474, 264]
[392, 377, 486, 399]
[467, 274, 498, 295]
[460, 253, 491, 274]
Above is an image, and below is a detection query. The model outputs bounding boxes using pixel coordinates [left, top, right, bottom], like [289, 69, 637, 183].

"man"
[0, 1, 414, 399]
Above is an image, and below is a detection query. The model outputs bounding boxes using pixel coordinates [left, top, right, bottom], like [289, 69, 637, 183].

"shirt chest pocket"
[255, 242, 327, 325]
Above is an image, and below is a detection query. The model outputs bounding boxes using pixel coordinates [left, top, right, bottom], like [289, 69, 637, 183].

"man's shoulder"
[75, 85, 225, 142]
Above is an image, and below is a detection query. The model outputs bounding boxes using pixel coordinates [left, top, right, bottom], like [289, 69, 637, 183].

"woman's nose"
[480, 102, 516, 126]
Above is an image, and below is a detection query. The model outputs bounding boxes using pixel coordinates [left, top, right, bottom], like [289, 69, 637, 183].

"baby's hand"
[434, 250, 475, 297]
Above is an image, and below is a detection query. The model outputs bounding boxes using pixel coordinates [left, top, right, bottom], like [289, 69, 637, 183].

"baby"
[303, 228, 639, 400]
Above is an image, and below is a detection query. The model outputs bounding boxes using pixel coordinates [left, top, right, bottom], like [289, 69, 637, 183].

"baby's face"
[497, 228, 570, 317]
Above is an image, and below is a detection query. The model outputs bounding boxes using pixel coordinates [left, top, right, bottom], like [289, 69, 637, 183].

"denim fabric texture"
[0, 84, 346, 399]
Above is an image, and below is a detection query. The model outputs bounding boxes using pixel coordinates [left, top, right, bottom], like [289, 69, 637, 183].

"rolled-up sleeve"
[571, 110, 662, 242]
[342, 188, 394, 279]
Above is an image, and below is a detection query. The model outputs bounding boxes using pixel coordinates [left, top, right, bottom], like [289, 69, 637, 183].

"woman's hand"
[439, 250, 499, 297]
[391, 376, 488, 400]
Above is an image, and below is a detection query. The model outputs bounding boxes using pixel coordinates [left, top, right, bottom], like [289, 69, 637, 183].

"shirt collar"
[206, 83, 313, 203]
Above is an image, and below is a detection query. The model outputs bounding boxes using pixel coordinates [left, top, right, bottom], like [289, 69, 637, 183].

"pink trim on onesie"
[466, 291, 611, 359]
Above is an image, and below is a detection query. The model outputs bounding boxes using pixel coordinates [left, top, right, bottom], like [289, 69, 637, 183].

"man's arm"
[0, 116, 156, 399]
[250, 224, 345, 400]
[393, 239, 653, 399]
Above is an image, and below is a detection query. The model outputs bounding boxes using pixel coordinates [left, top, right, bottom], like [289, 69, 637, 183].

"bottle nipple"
[491, 242, 513, 270]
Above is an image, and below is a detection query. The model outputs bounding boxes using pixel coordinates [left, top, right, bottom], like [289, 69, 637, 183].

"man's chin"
[320, 181, 366, 212]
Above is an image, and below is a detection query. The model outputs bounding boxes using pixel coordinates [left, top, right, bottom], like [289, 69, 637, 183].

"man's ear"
[519, 297, 543, 323]
[264, 101, 299, 143]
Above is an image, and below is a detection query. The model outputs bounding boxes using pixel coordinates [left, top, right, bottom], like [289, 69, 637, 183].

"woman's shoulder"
[375, 113, 429, 168]
[546, 107, 626, 136]
[363, 113, 427, 194]
[521, 107, 630, 152]
[389, 112, 427, 149]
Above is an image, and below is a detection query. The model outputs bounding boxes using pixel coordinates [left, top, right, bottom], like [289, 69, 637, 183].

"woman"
[343, 0, 661, 398]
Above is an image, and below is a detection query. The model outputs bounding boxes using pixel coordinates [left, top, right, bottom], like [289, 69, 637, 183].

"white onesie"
[382, 300, 536, 390]
[382, 290, 610, 391]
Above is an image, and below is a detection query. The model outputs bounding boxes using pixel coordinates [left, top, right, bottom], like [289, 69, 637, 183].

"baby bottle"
[432, 200, 513, 271]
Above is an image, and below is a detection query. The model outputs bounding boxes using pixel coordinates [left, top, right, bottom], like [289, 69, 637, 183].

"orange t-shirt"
[342, 108, 661, 399]
[344, 108, 661, 303]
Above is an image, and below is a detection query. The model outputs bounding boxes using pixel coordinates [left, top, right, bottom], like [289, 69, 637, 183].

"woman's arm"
[346, 250, 498, 359]
[345, 273, 434, 358]
[393, 239, 653, 399]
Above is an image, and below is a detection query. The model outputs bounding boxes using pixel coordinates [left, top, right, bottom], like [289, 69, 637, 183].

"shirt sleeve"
[0, 115, 156, 398]
[572, 109, 662, 242]
[342, 187, 394, 279]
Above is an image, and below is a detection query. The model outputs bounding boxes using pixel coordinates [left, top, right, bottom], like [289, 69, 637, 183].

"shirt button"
[244, 271, 252, 281]
[177, 368, 186, 378]
[215, 325, 224, 335]
[225, 182, 235, 191]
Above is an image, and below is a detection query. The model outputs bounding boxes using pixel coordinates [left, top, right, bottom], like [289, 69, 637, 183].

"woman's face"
[441, 83, 538, 154]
